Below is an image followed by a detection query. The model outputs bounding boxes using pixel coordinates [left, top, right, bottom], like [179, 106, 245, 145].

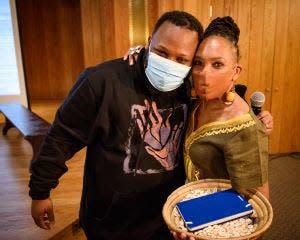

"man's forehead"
[153, 21, 195, 37]
[151, 21, 199, 51]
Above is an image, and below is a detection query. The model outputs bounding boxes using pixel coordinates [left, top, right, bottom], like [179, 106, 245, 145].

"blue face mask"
[145, 48, 191, 92]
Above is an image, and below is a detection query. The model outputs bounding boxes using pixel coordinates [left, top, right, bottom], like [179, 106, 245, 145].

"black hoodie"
[29, 49, 190, 239]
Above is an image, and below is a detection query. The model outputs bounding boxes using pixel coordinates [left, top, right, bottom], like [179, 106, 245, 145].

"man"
[30, 11, 203, 240]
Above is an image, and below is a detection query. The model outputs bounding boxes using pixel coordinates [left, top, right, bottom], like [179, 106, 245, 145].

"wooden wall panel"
[114, 1, 130, 57]
[246, 0, 265, 96]
[223, 0, 238, 17]
[80, 0, 130, 66]
[80, 0, 114, 66]
[192, 0, 211, 28]
[211, 0, 225, 18]
[157, 0, 182, 16]
[271, 0, 300, 153]
[182, 0, 200, 20]
[270, 0, 290, 153]
[259, 0, 276, 113]
[147, 0, 159, 34]
[288, 0, 300, 152]
[17, 0, 84, 100]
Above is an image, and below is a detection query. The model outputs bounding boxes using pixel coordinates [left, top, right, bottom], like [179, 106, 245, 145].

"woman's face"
[192, 35, 241, 101]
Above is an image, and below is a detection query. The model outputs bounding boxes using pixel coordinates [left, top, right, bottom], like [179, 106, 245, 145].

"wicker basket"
[162, 179, 273, 240]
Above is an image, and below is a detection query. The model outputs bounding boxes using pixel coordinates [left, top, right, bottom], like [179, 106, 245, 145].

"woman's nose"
[200, 78, 209, 86]
[198, 65, 208, 76]
[198, 71, 208, 85]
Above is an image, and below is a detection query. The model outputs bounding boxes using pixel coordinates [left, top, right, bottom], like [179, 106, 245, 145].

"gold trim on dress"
[184, 105, 256, 182]
[185, 113, 256, 154]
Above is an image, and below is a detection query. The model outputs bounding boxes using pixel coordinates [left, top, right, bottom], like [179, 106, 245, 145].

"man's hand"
[31, 198, 55, 230]
[257, 110, 273, 135]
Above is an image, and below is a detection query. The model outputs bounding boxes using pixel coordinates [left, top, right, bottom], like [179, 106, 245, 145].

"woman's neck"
[200, 98, 227, 111]
[195, 94, 249, 129]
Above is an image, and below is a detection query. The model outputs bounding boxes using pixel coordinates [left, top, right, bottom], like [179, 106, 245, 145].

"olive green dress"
[184, 103, 269, 190]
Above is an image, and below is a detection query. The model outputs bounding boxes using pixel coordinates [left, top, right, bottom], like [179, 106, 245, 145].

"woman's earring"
[224, 84, 235, 105]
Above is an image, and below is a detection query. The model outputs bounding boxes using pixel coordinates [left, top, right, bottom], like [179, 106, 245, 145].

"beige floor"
[0, 100, 86, 240]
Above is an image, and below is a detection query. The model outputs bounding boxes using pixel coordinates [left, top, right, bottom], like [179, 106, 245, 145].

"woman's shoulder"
[229, 94, 250, 117]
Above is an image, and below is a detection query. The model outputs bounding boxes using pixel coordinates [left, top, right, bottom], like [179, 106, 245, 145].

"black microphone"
[250, 92, 265, 115]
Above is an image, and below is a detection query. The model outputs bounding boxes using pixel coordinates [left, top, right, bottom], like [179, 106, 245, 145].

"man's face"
[147, 21, 199, 67]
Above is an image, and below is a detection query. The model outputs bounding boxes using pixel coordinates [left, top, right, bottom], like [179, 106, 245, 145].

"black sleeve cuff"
[29, 190, 50, 200]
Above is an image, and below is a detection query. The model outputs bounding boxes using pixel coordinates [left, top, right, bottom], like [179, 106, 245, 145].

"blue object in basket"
[176, 188, 253, 231]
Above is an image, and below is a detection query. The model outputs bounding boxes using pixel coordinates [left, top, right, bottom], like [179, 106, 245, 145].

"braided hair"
[203, 16, 240, 60]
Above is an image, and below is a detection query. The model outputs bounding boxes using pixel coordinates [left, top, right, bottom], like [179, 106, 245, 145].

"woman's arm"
[123, 45, 144, 65]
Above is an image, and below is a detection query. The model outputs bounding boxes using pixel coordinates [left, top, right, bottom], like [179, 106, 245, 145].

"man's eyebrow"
[153, 44, 167, 51]
[154, 45, 189, 58]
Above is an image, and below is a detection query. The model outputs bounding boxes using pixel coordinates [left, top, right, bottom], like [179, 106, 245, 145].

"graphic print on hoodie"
[123, 99, 187, 174]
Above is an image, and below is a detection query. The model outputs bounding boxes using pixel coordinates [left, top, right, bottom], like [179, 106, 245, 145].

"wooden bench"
[0, 103, 51, 162]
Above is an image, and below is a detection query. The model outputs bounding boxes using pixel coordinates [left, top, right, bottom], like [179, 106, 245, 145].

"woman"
[185, 16, 269, 199]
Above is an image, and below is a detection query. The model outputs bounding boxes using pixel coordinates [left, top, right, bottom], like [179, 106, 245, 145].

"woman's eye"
[193, 60, 203, 66]
[212, 62, 223, 68]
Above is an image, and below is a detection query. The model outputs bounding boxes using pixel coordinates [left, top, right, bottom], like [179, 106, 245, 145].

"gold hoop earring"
[223, 84, 235, 105]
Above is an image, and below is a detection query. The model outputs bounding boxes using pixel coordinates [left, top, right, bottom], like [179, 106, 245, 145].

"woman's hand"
[123, 45, 144, 65]
[256, 181, 270, 200]
[171, 230, 196, 240]
[257, 110, 273, 135]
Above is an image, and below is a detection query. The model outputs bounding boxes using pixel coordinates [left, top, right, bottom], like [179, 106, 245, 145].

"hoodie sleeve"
[29, 68, 100, 200]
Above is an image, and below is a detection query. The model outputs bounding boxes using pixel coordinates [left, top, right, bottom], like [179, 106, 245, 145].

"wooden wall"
[17, 0, 300, 153]
[17, 0, 130, 99]
[17, 0, 84, 100]
[80, 0, 129, 66]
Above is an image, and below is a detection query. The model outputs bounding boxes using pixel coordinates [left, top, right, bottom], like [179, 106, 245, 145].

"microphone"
[250, 92, 265, 115]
